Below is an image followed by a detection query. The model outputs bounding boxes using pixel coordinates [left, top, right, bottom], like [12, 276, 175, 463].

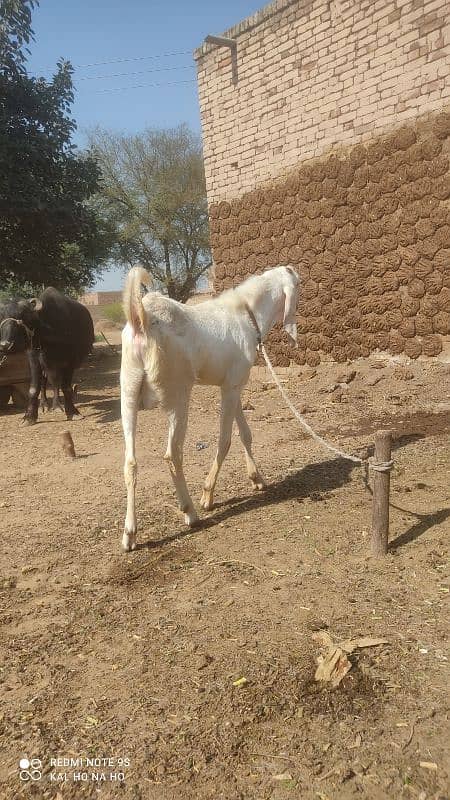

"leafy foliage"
[0, 0, 113, 294]
[90, 125, 211, 302]
[102, 302, 125, 325]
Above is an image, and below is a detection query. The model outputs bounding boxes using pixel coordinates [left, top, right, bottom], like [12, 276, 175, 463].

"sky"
[26, 0, 262, 291]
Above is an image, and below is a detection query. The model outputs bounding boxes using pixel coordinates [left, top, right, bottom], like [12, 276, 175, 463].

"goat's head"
[280, 265, 300, 343]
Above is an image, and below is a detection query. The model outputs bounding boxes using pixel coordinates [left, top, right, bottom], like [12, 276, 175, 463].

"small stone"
[336, 369, 356, 384]
[306, 616, 328, 631]
[21, 565, 38, 575]
[0, 576, 17, 589]
[322, 382, 339, 393]
[366, 374, 383, 386]
[393, 367, 414, 381]
[387, 394, 405, 406]
[195, 653, 213, 670]
[330, 387, 343, 402]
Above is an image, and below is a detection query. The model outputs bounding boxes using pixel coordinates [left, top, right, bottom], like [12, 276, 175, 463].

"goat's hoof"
[185, 511, 199, 527]
[22, 415, 37, 426]
[251, 477, 266, 491]
[121, 531, 137, 552]
[200, 491, 213, 511]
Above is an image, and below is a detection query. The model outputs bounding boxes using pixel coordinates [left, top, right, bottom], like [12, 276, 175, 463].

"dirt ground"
[0, 338, 449, 800]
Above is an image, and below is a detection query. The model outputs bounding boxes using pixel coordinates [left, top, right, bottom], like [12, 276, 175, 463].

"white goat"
[120, 264, 300, 552]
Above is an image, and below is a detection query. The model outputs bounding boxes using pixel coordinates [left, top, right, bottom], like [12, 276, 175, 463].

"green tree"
[90, 125, 211, 302]
[0, 0, 113, 294]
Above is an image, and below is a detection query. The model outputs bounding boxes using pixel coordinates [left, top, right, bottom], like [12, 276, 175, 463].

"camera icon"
[19, 757, 42, 781]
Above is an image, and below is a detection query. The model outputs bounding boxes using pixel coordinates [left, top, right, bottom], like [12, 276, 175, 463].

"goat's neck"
[247, 287, 283, 341]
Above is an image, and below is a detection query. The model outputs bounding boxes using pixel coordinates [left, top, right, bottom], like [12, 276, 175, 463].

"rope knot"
[368, 458, 394, 474]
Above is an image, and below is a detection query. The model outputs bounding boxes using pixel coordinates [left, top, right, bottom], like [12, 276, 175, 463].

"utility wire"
[77, 64, 194, 81]
[35, 50, 192, 73]
[86, 78, 197, 94]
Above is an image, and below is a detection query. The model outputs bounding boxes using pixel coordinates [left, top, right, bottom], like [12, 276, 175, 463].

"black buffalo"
[0, 288, 94, 423]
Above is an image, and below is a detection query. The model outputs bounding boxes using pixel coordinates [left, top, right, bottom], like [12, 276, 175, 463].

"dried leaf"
[273, 772, 293, 781]
[232, 677, 248, 688]
[314, 647, 352, 687]
[340, 636, 389, 653]
[419, 761, 437, 770]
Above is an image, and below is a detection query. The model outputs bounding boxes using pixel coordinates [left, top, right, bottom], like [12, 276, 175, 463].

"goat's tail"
[123, 265, 152, 334]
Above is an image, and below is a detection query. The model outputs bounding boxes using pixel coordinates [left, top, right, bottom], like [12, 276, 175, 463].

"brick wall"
[195, 0, 450, 364]
[80, 291, 123, 306]
[195, 0, 450, 202]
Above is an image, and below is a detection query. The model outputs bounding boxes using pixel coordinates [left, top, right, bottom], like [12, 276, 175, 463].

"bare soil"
[0, 342, 449, 800]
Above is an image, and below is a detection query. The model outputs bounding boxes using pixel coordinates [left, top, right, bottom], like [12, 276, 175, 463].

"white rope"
[260, 344, 392, 473]
[370, 459, 394, 473]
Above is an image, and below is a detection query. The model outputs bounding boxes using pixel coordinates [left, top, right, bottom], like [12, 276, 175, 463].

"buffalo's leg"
[40, 373, 51, 412]
[48, 369, 64, 412]
[0, 386, 11, 409]
[52, 387, 64, 412]
[23, 349, 42, 424]
[61, 365, 79, 420]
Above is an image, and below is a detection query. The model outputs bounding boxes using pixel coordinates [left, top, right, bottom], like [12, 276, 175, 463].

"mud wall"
[209, 113, 450, 366]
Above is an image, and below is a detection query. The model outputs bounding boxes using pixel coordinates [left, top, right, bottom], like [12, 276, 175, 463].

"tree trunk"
[164, 240, 176, 298]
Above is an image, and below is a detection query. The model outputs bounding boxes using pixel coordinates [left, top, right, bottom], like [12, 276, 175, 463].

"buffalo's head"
[0, 298, 42, 354]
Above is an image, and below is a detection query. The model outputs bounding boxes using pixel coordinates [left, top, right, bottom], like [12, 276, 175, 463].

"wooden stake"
[61, 430, 76, 459]
[371, 429, 392, 556]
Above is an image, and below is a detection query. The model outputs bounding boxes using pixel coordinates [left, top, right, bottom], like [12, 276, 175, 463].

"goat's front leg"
[121, 367, 143, 552]
[164, 391, 198, 527]
[235, 399, 266, 490]
[200, 387, 239, 511]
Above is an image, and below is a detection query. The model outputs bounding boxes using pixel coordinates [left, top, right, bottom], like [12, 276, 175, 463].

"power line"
[35, 50, 192, 73]
[86, 78, 197, 94]
[77, 64, 194, 81]
[76, 49, 192, 68]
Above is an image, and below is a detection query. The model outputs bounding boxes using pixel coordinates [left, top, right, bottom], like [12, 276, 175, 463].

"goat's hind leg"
[235, 399, 266, 490]
[200, 387, 239, 511]
[164, 390, 198, 527]
[121, 367, 143, 552]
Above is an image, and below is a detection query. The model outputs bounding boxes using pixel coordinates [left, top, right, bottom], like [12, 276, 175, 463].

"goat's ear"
[282, 283, 298, 343]
[28, 298, 43, 312]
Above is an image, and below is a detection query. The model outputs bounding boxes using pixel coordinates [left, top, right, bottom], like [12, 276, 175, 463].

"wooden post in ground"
[371, 429, 392, 556]
[61, 430, 76, 459]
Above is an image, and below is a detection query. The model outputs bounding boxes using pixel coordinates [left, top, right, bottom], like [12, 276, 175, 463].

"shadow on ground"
[389, 507, 450, 551]
[135, 457, 356, 550]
